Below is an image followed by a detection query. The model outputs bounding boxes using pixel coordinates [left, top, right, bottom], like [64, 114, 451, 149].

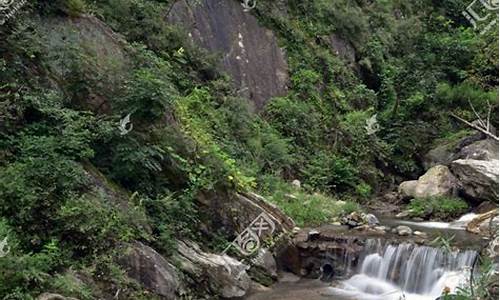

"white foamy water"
[396, 213, 478, 230]
[329, 242, 477, 300]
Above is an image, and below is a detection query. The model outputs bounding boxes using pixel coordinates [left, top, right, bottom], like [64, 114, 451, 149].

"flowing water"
[328, 240, 477, 300]
[246, 215, 482, 300]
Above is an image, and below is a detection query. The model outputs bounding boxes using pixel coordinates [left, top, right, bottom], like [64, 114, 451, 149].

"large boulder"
[176, 240, 251, 298]
[37, 15, 129, 113]
[398, 180, 419, 199]
[458, 139, 499, 161]
[450, 159, 499, 202]
[422, 144, 457, 170]
[197, 192, 295, 243]
[422, 135, 497, 169]
[167, 0, 289, 110]
[119, 242, 183, 299]
[398, 165, 458, 199]
[251, 248, 278, 278]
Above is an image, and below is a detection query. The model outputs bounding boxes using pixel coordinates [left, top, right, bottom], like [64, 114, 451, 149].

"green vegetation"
[0, 0, 497, 298]
[408, 196, 470, 220]
[258, 177, 360, 227]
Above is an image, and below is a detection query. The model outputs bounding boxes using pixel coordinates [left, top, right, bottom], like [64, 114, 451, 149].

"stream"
[246, 215, 485, 300]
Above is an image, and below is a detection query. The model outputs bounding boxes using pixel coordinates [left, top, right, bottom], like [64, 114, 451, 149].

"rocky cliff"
[167, 0, 289, 109]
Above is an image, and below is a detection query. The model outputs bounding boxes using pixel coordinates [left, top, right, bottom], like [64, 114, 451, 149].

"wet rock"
[451, 159, 499, 202]
[342, 213, 379, 228]
[308, 230, 321, 240]
[167, 0, 289, 110]
[396, 211, 410, 218]
[413, 231, 428, 238]
[466, 209, 499, 235]
[398, 165, 458, 199]
[251, 248, 278, 278]
[396, 225, 413, 236]
[119, 242, 182, 299]
[341, 212, 365, 228]
[176, 240, 251, 298]
[373, 226, 390, 233]
[479, 216, 499, 233]
[364, 214, 380, 226]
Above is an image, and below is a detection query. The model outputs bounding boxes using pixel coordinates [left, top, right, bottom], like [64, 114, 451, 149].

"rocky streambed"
[245, 214, 495, 300]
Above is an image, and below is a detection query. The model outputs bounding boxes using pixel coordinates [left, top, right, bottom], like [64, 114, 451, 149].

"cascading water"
[329, 240, 477, 300]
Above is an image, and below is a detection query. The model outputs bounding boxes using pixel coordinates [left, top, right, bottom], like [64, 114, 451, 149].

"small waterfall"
[330, 241, 477, 300]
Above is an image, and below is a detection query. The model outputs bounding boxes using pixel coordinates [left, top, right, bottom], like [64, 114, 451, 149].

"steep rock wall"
[167, 0, 289, 110]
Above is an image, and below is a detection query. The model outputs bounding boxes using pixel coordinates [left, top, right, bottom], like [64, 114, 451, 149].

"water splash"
[329, 241, 477, 300]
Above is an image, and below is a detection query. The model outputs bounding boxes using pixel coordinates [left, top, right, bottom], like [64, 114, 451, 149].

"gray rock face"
[327, 34, 357, 67]
[197, 192, 295, 241]
[37, 15, 129, 113]
[251, 248, 278, 278]
[451, 159, 499, 201]
[167, 0, 289, 110]
[422, 136, 495, 169]
[119, 242, 182, 299]
[422, 134, 485, 169]
[176, 240, 251, 298]
[398, 165, 458, 199]
[458, 139, 499, 161]
[423, 144, 457, 170]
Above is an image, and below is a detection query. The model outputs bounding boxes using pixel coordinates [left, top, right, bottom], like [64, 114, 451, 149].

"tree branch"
[449, 113, 499, 141]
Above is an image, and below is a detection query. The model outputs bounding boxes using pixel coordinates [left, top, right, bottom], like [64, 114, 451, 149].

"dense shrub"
[408, 196, 469, 220]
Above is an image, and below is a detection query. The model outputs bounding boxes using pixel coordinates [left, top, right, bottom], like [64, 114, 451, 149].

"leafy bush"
[408, 196, 469, 220]
[0, 220, 66, 298]
[264, 97, 322, 149]
[302, 151, 358, 193]
[60, 0, 87, 16]
[142, 192, 199, 256]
